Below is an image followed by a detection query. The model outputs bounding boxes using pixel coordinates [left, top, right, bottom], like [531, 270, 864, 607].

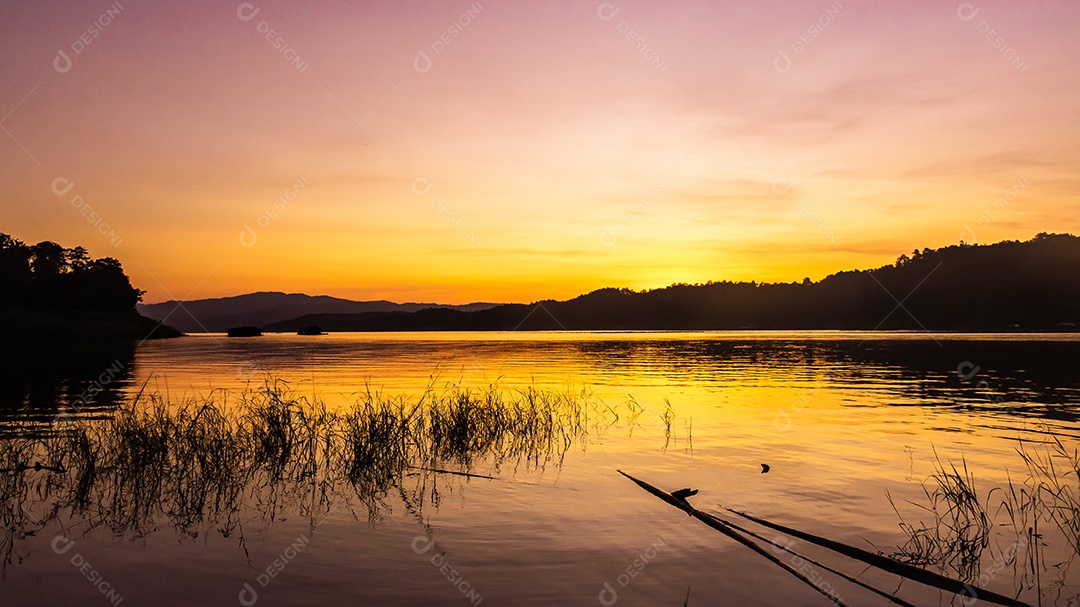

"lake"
[3, 331, 1080, 606]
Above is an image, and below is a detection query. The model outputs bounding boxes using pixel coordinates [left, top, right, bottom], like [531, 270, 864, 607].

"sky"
[1, 0, 1078, 304]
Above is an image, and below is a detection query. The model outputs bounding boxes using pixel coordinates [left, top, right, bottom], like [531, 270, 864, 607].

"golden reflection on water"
[125, 332, 1080, 500]
[130, 333, 1080, 551]
[6, 331, 1080, 605]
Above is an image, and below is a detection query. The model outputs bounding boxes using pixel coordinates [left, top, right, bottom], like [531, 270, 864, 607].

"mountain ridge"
[261, 233, 1080, 333]
[137, 291, 500, 333]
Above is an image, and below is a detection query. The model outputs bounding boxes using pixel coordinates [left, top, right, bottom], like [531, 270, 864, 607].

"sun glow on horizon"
[2, 1, 1078, 304]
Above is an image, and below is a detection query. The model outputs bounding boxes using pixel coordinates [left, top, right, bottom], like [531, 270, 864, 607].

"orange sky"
[2, 1, 1078, 304]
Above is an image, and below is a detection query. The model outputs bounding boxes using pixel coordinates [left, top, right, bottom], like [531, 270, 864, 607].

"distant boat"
[1054, 322, 1078, 332]
[227, 326, 262, 337]
[297, 324, 324, 336]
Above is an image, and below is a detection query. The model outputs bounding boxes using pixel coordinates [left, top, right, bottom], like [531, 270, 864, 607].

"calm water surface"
[4, 331, 1080, 606]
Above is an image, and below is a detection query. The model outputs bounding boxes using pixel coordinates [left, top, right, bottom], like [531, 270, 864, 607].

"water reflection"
[0, 339, 137, 432]
[887, 439, 1080, 603]
[572, 337, 1080, 420]
[3, 333, 1080, 605]
[0, 382, 602, 572]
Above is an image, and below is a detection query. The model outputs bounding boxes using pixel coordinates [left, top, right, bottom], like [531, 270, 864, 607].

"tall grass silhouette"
[0, 380, 631, 571]
[887, 434, 1080, 600]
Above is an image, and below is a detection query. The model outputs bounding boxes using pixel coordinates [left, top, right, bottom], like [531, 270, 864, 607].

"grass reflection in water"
[0, 380, 652, 571]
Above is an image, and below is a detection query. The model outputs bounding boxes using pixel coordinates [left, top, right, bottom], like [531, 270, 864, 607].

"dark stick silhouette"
[618, 470, 1033, 607]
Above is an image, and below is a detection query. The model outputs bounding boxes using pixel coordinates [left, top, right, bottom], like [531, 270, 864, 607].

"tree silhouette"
[1, 233, 145, 316]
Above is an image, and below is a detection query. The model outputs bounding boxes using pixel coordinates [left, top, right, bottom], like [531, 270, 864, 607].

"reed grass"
[0, 381, 670, 570]
[1016, 435, 1080, 556]
[887, 435, 1080, 601]
[886, 451, 992, 582]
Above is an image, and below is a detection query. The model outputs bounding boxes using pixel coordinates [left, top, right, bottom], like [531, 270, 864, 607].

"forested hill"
[0, 233, 178, 338]
[267, 233, 1080, 332]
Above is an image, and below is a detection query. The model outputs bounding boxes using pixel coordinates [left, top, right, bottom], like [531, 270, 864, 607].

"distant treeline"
[0, 233, 177, 338]
[266, 233, 1080, 332]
